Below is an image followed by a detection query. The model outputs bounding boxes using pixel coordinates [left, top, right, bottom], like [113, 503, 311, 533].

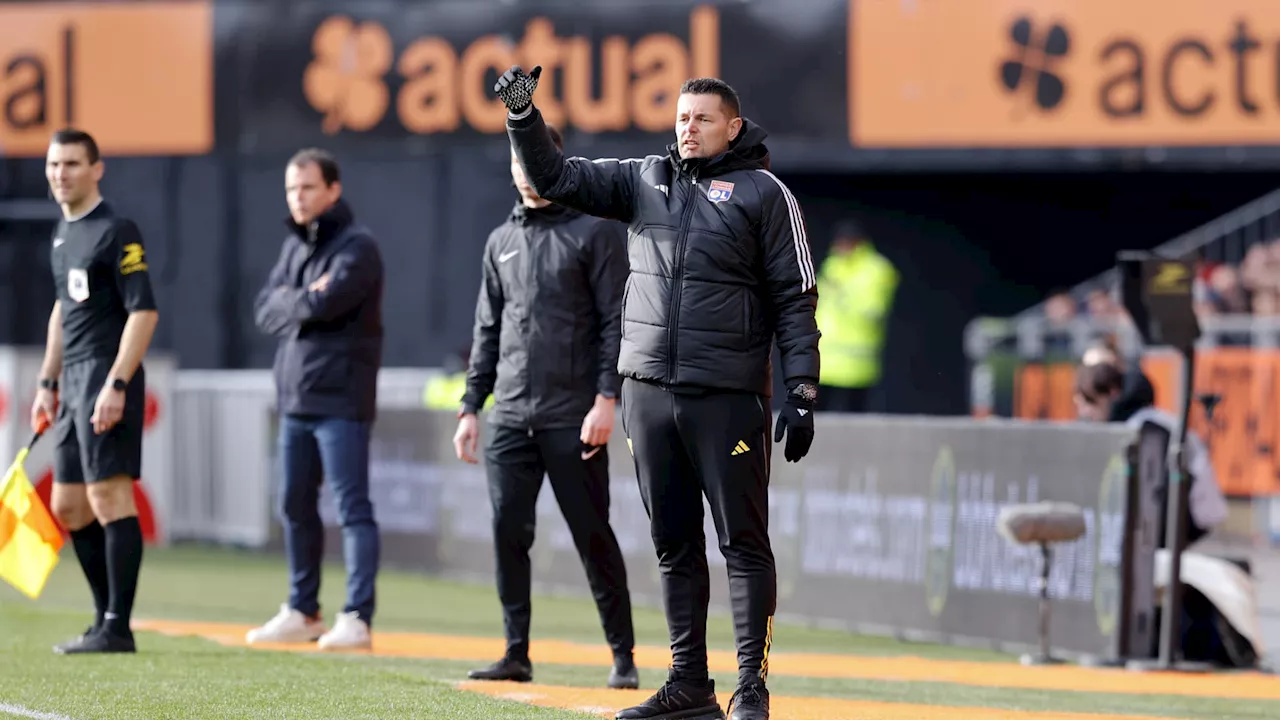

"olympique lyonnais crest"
[706, 180, 735, 203]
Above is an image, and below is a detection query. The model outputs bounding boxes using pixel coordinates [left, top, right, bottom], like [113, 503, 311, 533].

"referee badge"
[68, 268, 90, 303]
[706, 180, 735, 203]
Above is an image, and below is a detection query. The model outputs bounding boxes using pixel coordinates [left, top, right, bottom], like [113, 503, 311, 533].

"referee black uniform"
[456, 127, 638, 689]
[38, 129, 158, 656]
[497, 70, 820, 720]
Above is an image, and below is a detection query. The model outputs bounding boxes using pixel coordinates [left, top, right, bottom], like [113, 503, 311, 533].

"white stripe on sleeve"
[756, 170, 816, 291]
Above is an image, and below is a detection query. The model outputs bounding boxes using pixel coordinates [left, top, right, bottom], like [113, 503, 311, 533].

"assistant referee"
[33, 128, 160, 655]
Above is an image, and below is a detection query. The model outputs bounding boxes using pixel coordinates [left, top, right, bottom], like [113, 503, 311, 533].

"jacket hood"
[285, 197, 355, 245]
[667, 116, 771, 178]
[1109, 367, 1158, 423]
[508, 199, 581, 225]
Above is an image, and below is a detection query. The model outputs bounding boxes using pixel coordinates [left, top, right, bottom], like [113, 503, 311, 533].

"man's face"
[285, 161, 340, 226]
[675, 93, 742, 160]
[1074, 390, 1116, 422]
[510, 151, 540, 203]
[831, 237, 859, 256]
[45, 142, 102, 206]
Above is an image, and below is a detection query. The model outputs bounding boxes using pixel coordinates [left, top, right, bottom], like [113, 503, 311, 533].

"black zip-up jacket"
[253, 199, 384, 422]
[462, 200, 629, 430]
[507, 107, 820, 397]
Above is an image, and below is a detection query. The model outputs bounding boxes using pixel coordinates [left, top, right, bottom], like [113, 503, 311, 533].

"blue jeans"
[278, 414, 379, 625]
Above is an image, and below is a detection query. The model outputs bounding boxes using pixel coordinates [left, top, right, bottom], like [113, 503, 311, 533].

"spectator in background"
[1080, 337, 1155, 422]
[813, 219, 898, 413]
[1072, 361, 1227, 547]
[1044, 290, 1077, 324]
[1240, 241, 1280, 315]
[1085, 288, 1122, 320]
[1042, 289, 1078, 357]
[1194, 263, 1249, 316]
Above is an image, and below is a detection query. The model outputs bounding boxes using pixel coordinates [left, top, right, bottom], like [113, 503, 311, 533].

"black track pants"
[620, 377, 777, 686]
[484, 424, 636, 662]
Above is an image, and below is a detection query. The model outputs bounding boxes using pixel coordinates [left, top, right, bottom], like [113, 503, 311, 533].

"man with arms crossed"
[36, 128, 159, 654]
[454, 124, 639, 690]
[494, 68, 821, 720]
[248, 148, 385, 650]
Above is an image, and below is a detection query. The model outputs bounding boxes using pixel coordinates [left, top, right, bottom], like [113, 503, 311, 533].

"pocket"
[741, 288, 757, 351]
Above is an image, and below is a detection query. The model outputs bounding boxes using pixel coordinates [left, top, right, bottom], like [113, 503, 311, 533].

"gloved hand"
[773, 383, 816, 462]
[493, 65, 543, 115]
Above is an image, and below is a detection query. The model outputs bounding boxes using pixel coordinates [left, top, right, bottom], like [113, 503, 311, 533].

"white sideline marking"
[0, 703, 76, 720]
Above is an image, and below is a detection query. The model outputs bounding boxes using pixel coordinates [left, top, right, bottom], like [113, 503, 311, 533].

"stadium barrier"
[0, 345, 1162, 660]
[966, 315, 1280, 500]
[259, 407, 1151, 661]
[0, 346, 176, 544]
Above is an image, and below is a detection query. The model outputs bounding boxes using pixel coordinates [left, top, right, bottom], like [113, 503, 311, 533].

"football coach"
[494, 67, 821, 720]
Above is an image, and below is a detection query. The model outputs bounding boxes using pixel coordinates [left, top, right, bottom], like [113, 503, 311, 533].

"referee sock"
[69, 520, 110, 630]
[104, 516, 144, 638]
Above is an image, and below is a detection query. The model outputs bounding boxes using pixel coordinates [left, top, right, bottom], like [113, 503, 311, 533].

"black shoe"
[56, 628, 136, 655]
[467, 656, 533, 682]
[608, 655, 640, 690]
[615, 672, 724, 719]
[727, 682, 769, 720]
[51, 625, 99, 654]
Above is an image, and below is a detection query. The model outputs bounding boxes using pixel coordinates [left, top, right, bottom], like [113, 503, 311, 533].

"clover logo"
[303, 16, 394, 134]
[999, 17, 1070, 111]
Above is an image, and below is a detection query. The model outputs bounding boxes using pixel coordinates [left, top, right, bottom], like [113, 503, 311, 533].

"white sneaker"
[245, 603, 326, 644]
[317, 611, 371, 650]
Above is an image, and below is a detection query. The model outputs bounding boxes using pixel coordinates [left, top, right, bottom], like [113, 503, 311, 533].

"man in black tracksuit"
[495, 68, 821, 720]
[452, 125, 639, 690]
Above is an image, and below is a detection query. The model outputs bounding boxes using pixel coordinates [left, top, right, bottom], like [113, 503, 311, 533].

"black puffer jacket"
[462, 200, 629, 430]
[508, 108, 820, 396]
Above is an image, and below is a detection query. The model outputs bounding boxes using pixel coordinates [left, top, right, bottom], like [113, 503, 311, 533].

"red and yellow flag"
[0, 448, 63, 599]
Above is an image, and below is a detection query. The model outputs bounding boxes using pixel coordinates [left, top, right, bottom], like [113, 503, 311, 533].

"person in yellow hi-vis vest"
[815, 220, 898, 413]
[423, 350, 493, 411]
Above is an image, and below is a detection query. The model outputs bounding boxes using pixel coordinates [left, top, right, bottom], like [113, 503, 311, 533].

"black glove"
[773, 383, 816, 462]
[493, 65, 543, 115]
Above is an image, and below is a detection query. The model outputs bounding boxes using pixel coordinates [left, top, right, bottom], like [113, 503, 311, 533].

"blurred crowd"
[1043, 242, 1280, 326]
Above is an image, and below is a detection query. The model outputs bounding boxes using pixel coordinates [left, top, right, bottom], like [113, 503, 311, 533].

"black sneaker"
[56, 628, 136, 655]
[466, 656, 533, 682]
[608, 654, 640, 689]
[51, 625, 99, 654]
[615, 672, 724, 720]
[727, 682, 769, 720]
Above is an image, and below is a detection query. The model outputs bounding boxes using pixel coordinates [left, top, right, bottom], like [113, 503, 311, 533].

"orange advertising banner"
[1013, 350, 1280, 497]
[850, 0, 1280, 147]
[0, 2, 213, 157]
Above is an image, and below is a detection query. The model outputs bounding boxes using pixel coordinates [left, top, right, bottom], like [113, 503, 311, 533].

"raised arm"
[498, 65, 641, 223]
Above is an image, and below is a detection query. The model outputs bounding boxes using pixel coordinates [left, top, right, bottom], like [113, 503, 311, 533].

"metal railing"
[964, 314, 1280, 499]
[1014, 187, 1280, 321]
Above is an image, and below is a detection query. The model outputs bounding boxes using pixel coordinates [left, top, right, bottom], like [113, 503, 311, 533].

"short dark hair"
[49, 128, 100, 164]
[679, 77, 741, 117]
[1075, 361, 1124, 404]
[546, 124, 564, 150]
[288, 147, 341, 186]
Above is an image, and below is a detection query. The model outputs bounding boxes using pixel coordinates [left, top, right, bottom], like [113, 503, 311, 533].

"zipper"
[666, 167, 700, 383]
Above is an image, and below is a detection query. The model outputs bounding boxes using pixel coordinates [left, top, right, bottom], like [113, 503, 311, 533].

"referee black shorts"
[53, 360, 145, 485]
